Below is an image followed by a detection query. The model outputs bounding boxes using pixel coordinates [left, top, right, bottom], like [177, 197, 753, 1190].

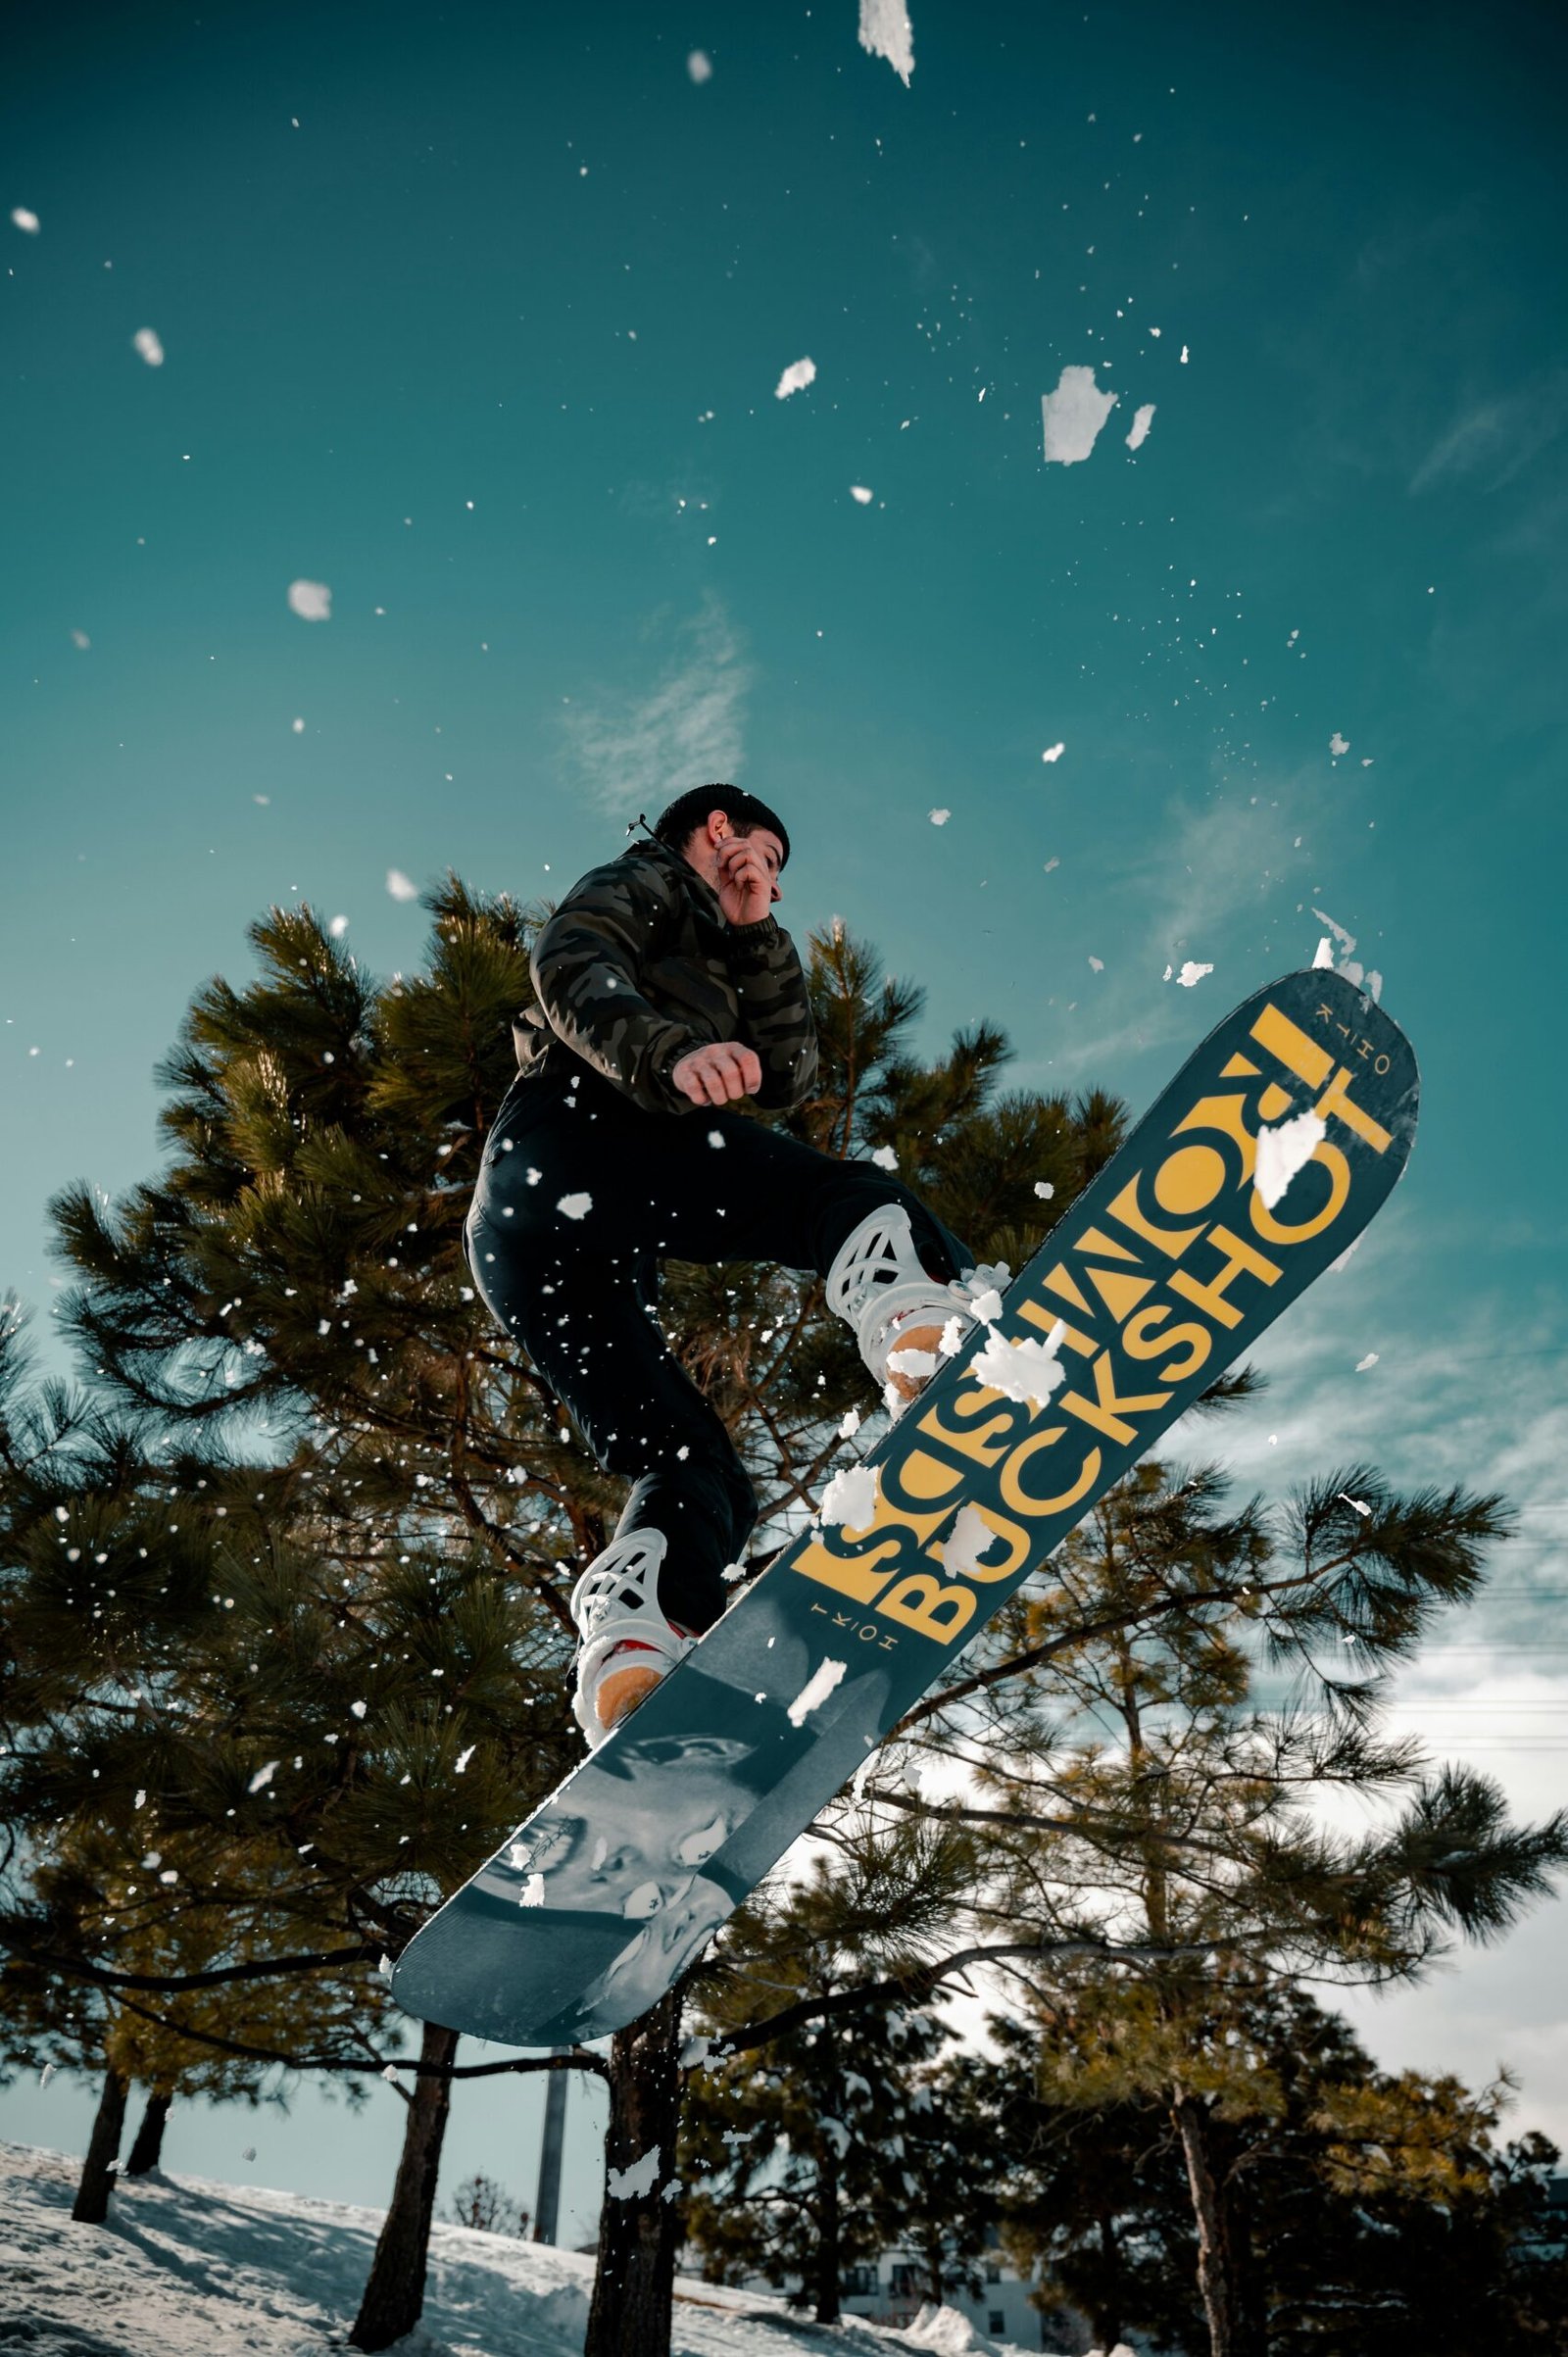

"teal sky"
[4, 0, 1566, 2225]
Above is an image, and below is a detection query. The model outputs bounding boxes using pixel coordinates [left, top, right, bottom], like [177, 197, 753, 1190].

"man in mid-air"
[466, 784, 986, 1744]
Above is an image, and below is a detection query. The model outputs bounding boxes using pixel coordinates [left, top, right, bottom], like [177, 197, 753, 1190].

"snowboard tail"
[392, 969, 1417, 2046]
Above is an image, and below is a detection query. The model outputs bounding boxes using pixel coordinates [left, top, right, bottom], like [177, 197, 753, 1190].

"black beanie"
[651, 783, 791, 867]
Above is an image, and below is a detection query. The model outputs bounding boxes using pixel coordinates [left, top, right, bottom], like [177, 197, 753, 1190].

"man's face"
[687, 812, 785, 906]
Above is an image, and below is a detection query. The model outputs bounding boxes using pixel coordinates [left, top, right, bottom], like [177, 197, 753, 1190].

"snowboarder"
[466, 784, 991, 1747]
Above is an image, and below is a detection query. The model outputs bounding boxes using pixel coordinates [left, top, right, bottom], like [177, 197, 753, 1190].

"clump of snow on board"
[788, 1657, 848, 1727]
[1253, 1109, 1326, 1211]
[971, 1325, 1067, 1406]
[821, 1462, 878, 1528]
[858, 0, 914, 83]
[942, 1502, 1008, 1580]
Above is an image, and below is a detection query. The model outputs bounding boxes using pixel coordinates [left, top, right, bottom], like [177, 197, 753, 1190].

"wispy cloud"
[1036, 791, 1316, 1083]
[558, 593, 754, 816]
[1410, 368, 1568, 494]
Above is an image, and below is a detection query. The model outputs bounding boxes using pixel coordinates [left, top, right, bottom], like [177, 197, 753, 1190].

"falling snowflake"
[858, 0, 914, 83]
[287, 578, 331, 621]
[775, 356, 817, 399]
[1041, 365, 1117, 465]
[386, 868, 418, 901]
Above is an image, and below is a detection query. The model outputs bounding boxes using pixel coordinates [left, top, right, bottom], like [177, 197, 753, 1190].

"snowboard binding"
[569, 1528, 695, 1747]
[827, 1204, 994, 1413]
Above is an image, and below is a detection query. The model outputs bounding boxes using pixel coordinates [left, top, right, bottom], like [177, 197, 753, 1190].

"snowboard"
[392, 968, 1417, 2048]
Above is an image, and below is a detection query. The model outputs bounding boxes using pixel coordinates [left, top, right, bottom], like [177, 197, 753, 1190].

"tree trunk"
[1172, 2090, 1236, 2357]
[72, 2061, 128, 2224]
[585, 1989, 684, 2357]
[124, 2087, 172, 2177]
[811, 2139, 843, 2326]
[1090, 2206, 1124, 2353]
[349, 2020, 459, 2352]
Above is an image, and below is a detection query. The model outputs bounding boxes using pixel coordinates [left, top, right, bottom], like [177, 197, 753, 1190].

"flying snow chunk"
[557, 1192, 593, 1221]
[328, 914, 350, 939]
[1330, 731, 1350, 757]
[850, 484, 874, 504]
[287, 577, 331, 621]
[132, 326, 165, 367]
[928, 807, 951, 825]
[870, 1144, 898, 1170]
[291, 716, 306, 733]
[385, 867, 418, 901]
[1034, 1180, 1054, 1199]
[788, 1657, 848, 1728]
[1126, 402, 1156, 450]
[454, 1743, 475, 1774]
[1312, 936, 1335, 969]
[972, 1326, 1067, 1407]
[608, 2146, 663, 2200]
[821, 1463, 879, 1529]
[1041, 365, 1117, 466]
[858, 0, 914, 83]
[1253, 1109, 1326, 1210]
[1171, 960, 1213, 987]
[775, 356, 817, 400]
[1355, 1351, 1380, 1373]
[1338, 1493, 1372, 1517]
[11, 207, 40, 233]
[71, 628, 90, 650]
[1089, 956, 1103, 972]
[838, 1405, 861, 1439]
[686, 48, 713, 82]
[1041, 741, 1065, 762]
[247, 1760, 279, 1793]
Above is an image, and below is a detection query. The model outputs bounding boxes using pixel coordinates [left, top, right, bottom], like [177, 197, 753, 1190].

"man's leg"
[466, 1120, 757, 1637]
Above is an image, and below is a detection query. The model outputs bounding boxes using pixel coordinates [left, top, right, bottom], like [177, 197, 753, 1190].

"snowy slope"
[0, 2140, 1041, 2357]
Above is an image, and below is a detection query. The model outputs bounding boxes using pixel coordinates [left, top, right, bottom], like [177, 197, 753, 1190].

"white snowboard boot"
[569, 1528, 695, 1748]
[826, 1204, 996, 1414]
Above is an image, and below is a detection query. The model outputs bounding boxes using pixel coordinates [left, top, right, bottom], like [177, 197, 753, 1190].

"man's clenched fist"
[671, 1040, 762, 1106]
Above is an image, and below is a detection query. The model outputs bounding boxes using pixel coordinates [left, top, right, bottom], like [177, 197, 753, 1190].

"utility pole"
[532, 2058, 568, 2244]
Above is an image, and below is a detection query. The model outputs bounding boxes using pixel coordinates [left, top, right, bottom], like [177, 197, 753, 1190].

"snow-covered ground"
[0, 2140, 1046, 2357]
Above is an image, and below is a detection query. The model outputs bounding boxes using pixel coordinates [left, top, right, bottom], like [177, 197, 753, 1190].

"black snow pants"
[466, 1060, 972, 1634]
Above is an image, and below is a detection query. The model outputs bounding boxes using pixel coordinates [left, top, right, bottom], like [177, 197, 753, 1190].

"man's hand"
[671, 1041, 762, 1105]
[714, 834, 775, 927]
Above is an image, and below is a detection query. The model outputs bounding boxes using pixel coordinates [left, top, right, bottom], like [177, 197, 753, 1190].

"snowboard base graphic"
[392, 970, 1418, 2046]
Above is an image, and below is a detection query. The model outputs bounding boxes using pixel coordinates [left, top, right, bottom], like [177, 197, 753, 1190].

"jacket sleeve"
[528, 859, 700, 1114]
[727, 914, 820, 1111]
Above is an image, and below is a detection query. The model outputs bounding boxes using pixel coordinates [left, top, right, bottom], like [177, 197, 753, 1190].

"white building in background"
[839, 2242, 1050, 2344]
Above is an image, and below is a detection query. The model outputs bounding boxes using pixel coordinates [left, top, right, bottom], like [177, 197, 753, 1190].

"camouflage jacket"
[511, 838, 818, 1117]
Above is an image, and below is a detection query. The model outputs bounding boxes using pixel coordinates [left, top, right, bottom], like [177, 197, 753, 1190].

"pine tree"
[870, 1456, 1568, 2357]
[681, 1864, 953, 2323]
